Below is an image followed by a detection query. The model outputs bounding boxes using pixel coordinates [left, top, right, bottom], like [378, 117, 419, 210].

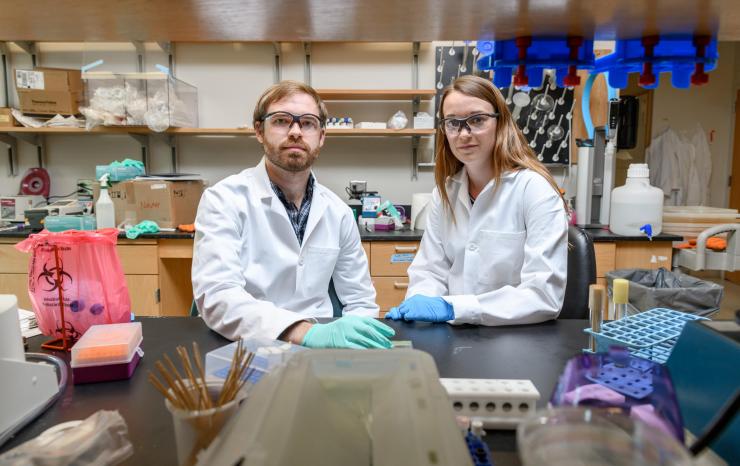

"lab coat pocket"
[301, 246, 340, 296]
[477, 230, 526, 286]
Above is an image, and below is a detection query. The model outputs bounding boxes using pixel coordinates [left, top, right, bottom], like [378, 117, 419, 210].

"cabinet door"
[361, 242, 370, 262]
[594, 243, 616, 279]
[370, 242, 419, 277]
[615, 243, 673, 270]
[372, 276, 409, 316]
[0, 274, 32, 309]
[126, 275, 160, 316]
[0, 243, 29, 273]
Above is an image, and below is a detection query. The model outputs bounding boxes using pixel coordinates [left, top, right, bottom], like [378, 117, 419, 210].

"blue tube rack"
[584, 308, 707, 364]
[593, 35, 718, 89]
[476, 36, 596, 88]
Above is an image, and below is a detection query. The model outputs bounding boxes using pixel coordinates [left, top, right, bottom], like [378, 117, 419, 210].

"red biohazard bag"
[15, 229, 131, 340]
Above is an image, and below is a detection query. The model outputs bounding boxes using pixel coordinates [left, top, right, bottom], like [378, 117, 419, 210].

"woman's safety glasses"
[440, 112, 499, 135]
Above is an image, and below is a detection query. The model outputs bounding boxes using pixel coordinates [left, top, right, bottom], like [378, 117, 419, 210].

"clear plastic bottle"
[609, 164, 664, 236]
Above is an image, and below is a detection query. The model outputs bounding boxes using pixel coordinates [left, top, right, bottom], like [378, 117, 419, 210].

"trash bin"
[606, 268, 723, 317]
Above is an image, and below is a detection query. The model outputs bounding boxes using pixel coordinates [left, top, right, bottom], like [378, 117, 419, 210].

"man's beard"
[263, 138, 319, 173]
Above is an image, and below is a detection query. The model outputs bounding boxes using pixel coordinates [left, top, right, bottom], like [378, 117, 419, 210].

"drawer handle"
[394, 246, 417, 253]
[393, 282, 409, 289]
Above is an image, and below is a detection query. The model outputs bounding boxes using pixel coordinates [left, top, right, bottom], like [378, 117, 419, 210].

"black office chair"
[559, 226, 597, 319]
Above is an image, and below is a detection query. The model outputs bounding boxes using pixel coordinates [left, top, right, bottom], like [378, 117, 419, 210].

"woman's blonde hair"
[435, 75, 564, 216]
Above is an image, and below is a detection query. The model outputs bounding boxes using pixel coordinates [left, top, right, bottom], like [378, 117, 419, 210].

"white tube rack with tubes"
[440, 378, 541, 429]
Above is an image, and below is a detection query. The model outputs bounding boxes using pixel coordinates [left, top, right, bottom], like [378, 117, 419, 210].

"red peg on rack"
[639, 36, 659, 87]
[513, 36, 532, 86]
[691, 35, 711, 86]
[563, 36, 584, 87]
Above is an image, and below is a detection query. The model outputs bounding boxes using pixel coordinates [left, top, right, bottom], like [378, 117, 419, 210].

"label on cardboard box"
[150, 184, 167, 190]
[16, 70, 45, 90]
[18, 90, 83, 115]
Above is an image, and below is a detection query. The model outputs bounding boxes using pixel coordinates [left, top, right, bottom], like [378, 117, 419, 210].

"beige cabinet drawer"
[615, 243, 673, 270]
[372, 276, 409, 315]
[370, 242, 420, 277]
[117, 245, 159, 275]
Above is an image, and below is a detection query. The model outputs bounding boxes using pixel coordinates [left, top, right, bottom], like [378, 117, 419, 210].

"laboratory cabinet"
[0, 235, 674, 318]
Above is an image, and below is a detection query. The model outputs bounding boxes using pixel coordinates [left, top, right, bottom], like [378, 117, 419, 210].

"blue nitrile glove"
[302, 315, 395, 349]
[385, 295, 454, 322]
[125, 220, 160, 239]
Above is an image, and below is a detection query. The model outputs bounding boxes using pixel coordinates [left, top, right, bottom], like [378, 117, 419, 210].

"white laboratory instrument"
[0, 195, 46, 222]
[197, 350, 474, 466]
[0, 295, 67, 446]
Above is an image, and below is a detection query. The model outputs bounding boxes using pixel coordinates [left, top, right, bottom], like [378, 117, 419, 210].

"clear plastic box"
[81, 71, 198, 130]
[71, 322, 142, 368]
[205, 337, 306, 385]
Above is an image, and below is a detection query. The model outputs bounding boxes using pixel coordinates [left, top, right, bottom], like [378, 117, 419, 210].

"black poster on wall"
[435, 45, 573, 165]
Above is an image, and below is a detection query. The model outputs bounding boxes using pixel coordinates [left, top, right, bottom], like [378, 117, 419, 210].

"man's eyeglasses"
[261, 111, 324, 133]
[440, 112, 499, 135]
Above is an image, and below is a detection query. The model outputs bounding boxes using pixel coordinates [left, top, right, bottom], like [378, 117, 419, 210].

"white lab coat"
[192, 158, 378, 341]
[406, 168, 568, 325]
[646, 126, 711, 206]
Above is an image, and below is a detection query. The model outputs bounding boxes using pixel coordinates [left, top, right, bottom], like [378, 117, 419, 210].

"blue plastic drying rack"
[584, 308, 707, 364]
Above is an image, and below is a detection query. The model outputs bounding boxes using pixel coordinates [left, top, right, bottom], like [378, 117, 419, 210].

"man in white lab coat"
[192, 81, 394, 349]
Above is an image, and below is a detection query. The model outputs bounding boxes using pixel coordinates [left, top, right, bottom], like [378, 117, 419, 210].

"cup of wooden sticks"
[148, 340, 254, 466]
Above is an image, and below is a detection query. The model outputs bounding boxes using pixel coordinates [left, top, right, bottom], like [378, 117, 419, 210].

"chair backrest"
[559, 226, 597, 319]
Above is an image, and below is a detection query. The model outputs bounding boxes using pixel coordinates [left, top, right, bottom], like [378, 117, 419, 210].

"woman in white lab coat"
[386, 75, 567, 325]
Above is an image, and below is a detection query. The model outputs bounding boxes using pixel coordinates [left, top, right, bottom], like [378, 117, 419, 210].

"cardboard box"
[0, 107, 19, 127]
[17, 91, 84, 115]
[15, 68, 84, 115]
[108, 180, 204, 229]
[15, 68, 83, 92]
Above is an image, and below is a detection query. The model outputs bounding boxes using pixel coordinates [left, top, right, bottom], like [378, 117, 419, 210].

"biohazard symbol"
[37, 262, 73, 292]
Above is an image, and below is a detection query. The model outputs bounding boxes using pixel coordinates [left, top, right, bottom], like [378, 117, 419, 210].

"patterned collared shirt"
[269, 174, 315, 245]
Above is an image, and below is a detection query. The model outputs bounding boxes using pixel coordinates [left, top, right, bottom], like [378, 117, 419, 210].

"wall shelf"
[0, 127, 434, 136]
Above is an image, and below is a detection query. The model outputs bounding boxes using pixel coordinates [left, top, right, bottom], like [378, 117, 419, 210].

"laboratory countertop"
[0, 225, 681, 243]
[2, 317, 590, 466]
[0, 225, 424, 241]
[583, 226, 682, 242]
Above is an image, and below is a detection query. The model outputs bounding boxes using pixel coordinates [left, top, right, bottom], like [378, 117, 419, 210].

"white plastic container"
[95, 173, 116, 229]
[609, 164, 664, 236]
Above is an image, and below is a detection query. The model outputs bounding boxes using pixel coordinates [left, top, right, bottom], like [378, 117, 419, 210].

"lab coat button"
[468, 243, 478, 252]
[299, 258, 305, 266]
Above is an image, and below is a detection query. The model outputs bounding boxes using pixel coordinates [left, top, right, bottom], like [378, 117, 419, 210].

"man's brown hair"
[253, 80, 328, 131]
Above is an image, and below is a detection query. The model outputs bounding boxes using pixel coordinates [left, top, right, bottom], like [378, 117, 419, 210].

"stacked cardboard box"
[15, 68, 83, 115]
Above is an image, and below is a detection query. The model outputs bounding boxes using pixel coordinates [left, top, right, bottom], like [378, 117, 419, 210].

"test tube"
[613, 278, 629, 320]
[588, 284, 605, 352]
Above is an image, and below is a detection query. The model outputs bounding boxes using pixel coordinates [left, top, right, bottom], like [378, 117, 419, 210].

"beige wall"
[649, 41, 738, 208]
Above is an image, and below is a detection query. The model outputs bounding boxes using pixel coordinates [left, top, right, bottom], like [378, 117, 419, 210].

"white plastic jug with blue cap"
[609, 164, 664, 237]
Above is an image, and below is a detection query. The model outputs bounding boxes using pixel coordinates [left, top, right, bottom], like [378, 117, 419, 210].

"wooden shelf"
[317, 89, 436, 101]
[0, 126, 434, 137]
[0, 126, 255, 135]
